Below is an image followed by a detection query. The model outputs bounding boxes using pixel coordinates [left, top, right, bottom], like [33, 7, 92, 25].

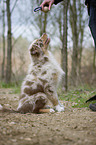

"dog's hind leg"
[17, 93, 48, 113]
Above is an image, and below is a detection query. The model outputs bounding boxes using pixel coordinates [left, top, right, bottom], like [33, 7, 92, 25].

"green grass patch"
[58, 85, 96, 108]
[12, 86, 21, 94]
[0, 81, 21, 94]
[0, 82, 16, 88]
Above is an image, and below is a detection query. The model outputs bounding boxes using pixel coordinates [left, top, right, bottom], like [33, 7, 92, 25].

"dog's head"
[29, 33, 50, 58]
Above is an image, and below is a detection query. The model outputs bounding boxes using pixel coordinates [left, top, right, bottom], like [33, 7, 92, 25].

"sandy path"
[0, 89, 96, 145]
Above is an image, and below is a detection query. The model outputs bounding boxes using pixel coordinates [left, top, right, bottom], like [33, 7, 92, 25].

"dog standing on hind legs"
[0, 33, 64, 113]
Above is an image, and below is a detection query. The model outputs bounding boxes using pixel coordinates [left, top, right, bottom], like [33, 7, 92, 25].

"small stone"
[25, 138, 31, 141]
[9, 122, 16, 125]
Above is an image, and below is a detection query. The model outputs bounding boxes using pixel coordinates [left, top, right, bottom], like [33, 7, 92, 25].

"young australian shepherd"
[0, 33, 64, 113]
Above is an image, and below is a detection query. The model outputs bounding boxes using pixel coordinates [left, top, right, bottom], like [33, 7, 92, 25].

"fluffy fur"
[1, 34, 64, 113]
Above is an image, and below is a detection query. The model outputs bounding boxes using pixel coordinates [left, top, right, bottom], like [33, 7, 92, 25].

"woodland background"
[0, 0, 96, 91]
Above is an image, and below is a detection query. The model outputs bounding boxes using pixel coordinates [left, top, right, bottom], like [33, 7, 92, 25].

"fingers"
[49, 1, 53, 10]
[40, 1, 46, 11]
[40, 0, 54, 11]
[49, 0, 54, 10]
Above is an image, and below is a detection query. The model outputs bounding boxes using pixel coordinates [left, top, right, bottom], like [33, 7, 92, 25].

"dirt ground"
[0, 88, 96, 145]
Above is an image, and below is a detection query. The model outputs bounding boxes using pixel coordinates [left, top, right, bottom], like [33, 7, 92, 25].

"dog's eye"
[31, 47, 34, 50]
[40, 43, 43, 47]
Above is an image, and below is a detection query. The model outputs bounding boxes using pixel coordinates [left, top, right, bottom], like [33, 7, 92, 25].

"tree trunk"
[6, 0, 12, 83]
[78, 29, 83, 77]
[78, 0, 85, 78]
[1, 0, 5, 80]
[43, 13, 47, 33]
[61, 0, 69, 91]
[58, 7, 63, 42]
[38, 0, 47, 35]
[93, 48, 96, 73]
[70, 0, 78, 85]
[39, 10, 43, 36]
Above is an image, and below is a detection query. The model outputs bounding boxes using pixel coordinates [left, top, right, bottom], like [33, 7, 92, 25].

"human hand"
[40, 0, 54, 11]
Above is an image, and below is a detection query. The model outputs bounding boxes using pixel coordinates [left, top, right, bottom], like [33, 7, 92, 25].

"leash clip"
[34, 6, 42, 12]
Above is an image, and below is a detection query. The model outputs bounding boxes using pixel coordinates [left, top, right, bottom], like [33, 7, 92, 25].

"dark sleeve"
[85, 0, 90, 15]
[54, 0, 63, 5]
[85, 0, 90, 5]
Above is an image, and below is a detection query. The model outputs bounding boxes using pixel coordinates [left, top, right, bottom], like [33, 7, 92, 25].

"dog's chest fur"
[21, 51, 64, 97]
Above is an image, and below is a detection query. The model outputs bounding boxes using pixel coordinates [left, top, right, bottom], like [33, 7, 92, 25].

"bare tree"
[61, 0, 70, 91]
[5, 0, 19, 83]
[69, 0, 87, 84]
[6, 0, 12, 83]
[1, 0, 5, 80]
[93, 48, 96, 73]
[78, 1, 86, 77]
[69, 0, 78, 85]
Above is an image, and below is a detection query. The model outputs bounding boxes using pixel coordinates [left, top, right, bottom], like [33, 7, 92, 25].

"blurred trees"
[1, 0, 18, 83]
[69, 0, 87, 85]
[0, 0, 95, 88]
[78, 0, 85, 77]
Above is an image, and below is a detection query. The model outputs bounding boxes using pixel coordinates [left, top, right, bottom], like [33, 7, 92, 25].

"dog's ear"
[30, 46, 36, 55]
[28, 41, 39, 55]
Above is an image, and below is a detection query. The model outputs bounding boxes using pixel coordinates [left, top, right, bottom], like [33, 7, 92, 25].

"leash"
[34, 6, 49, 13]
[34, 6, 42, 12]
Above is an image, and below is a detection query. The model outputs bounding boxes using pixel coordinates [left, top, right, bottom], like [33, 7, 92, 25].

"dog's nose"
[42, 33, 47, 38]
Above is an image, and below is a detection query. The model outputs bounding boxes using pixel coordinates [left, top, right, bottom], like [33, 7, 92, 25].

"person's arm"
[54, 0, 63, 5]
[85, 0, 90, 5]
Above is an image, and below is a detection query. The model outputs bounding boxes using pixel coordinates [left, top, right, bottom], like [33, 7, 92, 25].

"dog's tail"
[0, 104, 19, 113]
[86, 95, 96, 103]
[39, 108, 55, 113]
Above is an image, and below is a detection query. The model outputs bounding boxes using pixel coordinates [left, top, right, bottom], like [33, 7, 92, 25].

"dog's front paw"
[55, 104, 64, 112]
[0, 104, 3, 110]
[50, 108, 55, 113]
